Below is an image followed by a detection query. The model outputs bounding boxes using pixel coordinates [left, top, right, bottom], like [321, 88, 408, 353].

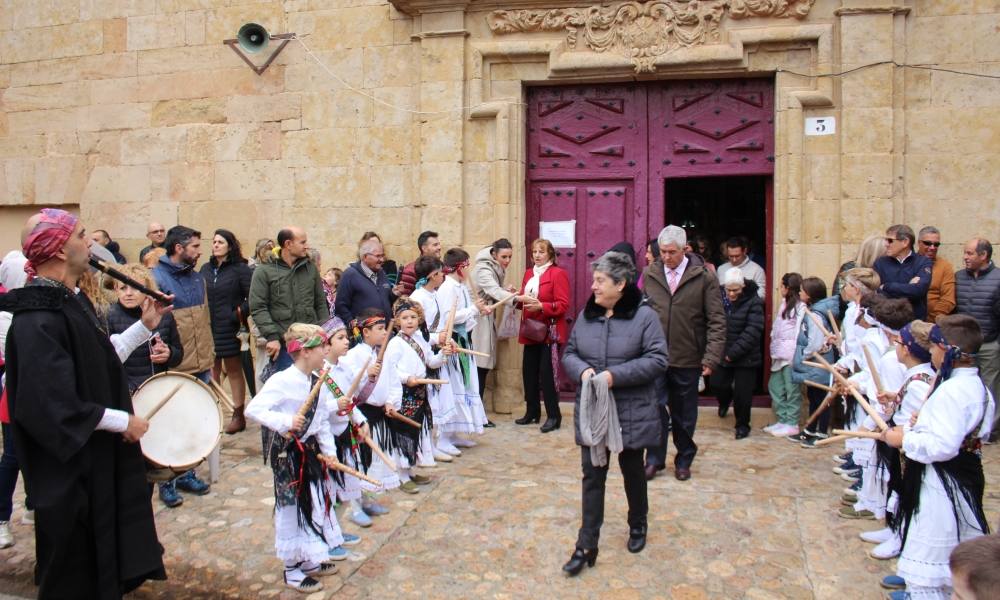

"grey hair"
[722, 267, 744, 287]
[358, 237, 382, 259]
[592, 251, 637, 284]
[657, 225, 687, 250]
[918, 226, 940, 238]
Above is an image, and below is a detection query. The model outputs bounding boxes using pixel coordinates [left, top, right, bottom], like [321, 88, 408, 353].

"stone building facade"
[1, 0, 998, 412]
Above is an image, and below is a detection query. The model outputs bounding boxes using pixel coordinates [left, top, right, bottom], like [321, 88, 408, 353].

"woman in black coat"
[560, 251, 668, 576]
[714, 268, 765, 439]
[200, 229, 252, 434]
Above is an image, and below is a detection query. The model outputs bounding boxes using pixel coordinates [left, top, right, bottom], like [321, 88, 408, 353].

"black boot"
[514, 409, 540, 425]
[562, 547, 598, 576]
[540, 417, 561, 433]
[627, 524, 647, 554]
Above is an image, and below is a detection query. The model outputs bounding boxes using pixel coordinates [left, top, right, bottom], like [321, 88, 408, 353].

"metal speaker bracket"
[223, 33, 295, 76]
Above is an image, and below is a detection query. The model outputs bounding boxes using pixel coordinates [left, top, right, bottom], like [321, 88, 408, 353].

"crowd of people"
[0, 209, 997, 599]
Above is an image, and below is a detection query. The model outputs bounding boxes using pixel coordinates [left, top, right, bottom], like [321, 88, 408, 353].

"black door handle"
[566, 251, 574, 257]
[587, 251, 596, 258]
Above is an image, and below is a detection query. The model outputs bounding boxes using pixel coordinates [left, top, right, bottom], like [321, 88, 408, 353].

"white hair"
[358, 238, 382, 259]
[657, 225, 686, 250]
[722, 267, 744, 287]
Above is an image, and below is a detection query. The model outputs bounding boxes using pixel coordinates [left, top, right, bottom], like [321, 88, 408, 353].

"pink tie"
[668, 270, 678, 294]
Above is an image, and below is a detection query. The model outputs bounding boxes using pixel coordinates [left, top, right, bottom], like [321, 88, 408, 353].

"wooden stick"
[832, 428, 881, 439]
[375, 320, 395, 365]
[386, 407, 421, 429]
[344, 358, 370, 401]
[360, 433, 397, 472]
[285, 367, 331, 439]
[862, 345, 885, 394]
[319, 454, 382, 487]
[804, 380, 836, 393]
[802, 360, 830, 372]
[207, 378, 235, 413]
[827, 309, 841, 338]
[487, 293, 516, 312]
[814, 434, 852, 447]
[444, 297, 458, 342]
[412, 378, 448, 386]
[142, 382, 185, 420]
[802, 391, 836, 429]
[806, 309, 833, 338]
[811, 352, 889, 431]
[451, 346, 490, 358]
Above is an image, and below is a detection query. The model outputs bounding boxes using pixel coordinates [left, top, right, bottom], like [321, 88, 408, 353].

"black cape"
[1, 284, 166, 599]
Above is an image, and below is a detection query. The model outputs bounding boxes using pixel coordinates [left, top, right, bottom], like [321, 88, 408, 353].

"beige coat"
[470, 246, 514, 370]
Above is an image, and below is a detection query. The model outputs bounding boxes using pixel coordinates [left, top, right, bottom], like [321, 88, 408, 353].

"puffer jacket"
[562, 285, 668, 449]
[955, 261, 1000, 343]
[250, 253, 329, 342]
[200, 257, 252, 358]
[769, 299, 803, 362]
[721, 279, 764, 368]
[107, 302, 184, 392]
[153, 255, 214, 374]
[791, 295, 840, 385]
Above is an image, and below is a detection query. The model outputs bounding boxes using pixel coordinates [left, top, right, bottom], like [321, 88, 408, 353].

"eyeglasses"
[920, 240, 941, 247]
[885, 238, 903, 244]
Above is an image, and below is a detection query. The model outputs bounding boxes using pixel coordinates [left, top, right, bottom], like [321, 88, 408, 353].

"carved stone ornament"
[487, 0, 815, 73]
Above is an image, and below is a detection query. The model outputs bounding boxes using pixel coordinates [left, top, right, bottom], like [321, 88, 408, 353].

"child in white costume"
[382, 297, 452, 491]
[436, 248, 491, 446]
[883, 315, 995, 600]
[244, 323, 341, 594]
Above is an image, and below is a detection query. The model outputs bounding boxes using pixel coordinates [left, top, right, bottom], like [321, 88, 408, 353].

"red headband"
[22, 208, 79, 279]
[442, 259, 470, 276]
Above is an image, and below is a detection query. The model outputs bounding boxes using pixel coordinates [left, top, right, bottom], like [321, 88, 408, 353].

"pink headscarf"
[22, 208, 79, 279]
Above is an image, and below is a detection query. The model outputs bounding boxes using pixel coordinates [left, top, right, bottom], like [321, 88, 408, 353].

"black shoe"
[540, 417, 561, 433]
[483, 420, 496, 428]
[562, 547, 598, 576]
[718, 403, 730, 418]
[627, 525, 647, 553]
[735, 428, 750, 440]
[514, 413, 540, 425]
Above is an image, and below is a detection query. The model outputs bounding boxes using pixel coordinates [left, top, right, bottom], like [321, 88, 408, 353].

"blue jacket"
[791, 296, 840, 385]
[874, 252, 933, 320]
[153, 255, 206, 309]
[334, 262, 395, 325]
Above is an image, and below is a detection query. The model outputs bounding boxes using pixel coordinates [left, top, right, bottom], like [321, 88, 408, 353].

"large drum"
[131, 372, 223, 481]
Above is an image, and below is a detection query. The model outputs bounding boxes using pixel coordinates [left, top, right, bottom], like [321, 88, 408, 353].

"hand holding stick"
[336, 358, 371, 416]
[385, 406, 421, 429]
[285, 367, 331, 439]
[319, 454, 382, 487]
[810, 352, 889, 431]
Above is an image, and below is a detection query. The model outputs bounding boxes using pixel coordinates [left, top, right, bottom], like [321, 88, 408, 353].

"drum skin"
[132, 372, 223, 474]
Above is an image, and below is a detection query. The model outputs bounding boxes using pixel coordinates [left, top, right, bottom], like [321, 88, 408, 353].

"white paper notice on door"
[539, 220, 576, 248]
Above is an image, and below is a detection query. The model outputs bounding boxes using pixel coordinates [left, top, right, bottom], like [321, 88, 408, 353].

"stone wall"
[1, 0, 999, 412]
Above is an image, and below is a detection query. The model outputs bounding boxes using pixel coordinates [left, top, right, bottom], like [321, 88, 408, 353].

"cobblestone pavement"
[2, 409, 998, 599]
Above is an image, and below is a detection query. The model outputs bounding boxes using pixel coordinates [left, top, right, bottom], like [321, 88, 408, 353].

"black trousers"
[646, 367, 700, 470]
[577, 447, 647, 550]
[806, 386, 830, 434]
[521, 343, 560, 419]
[477, 366, 489, 399]
[713, 366, 757, 432]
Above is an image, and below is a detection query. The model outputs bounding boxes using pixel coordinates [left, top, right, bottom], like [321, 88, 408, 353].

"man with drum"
[1, 208, 170, 598]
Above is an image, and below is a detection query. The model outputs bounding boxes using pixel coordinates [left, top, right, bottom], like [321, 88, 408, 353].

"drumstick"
[285, 367, 331, 439]
[89, 257, 173, 305]
[862, 345, 885, 394]
[412, 378, 448, 385]
[802, 390, 836, 430]
[386, 407, 421, 428]
[335, 358, 371, 416]
[208, 379, 235, 413]
[360, 433, 397, 471]
[831, 428, 882, 440]
[451, 347, 490, 358]
[814, 434, 852, 447]
[811, 352, 889, 431]
[142, 382, 185, 420]
[804, 380, 836, 393]
[319, 454, 382, 487]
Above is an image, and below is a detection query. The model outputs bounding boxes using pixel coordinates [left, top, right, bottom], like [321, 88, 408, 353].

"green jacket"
[249, 254, 330, 342]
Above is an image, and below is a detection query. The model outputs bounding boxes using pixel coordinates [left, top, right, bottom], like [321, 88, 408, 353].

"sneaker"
[768, 424, 796, 437]
[303, 561, 339, 576]
[327, 546, 349, 561]
[341, 533, 361, 547]
[843, 486, 858, 498]
[399, 480, 419, 494]
[860, 527, 893, 544]
[885, 591, 910, 600]
[841, 496, 855, 507]
[762, 423, 779, 433]
[451, 437, 477, 448]
[158, 482, 184, 508]
[21, 509, 34, 525]
[869, 535, 901, 560]
[361, 500, 389, 516]
[880, 575, 906, 590]
[786, 431, 810, 443]
[799, 437, 822, 449]
[838, 506, 875, 520]
[432, 450, 454, 462]
[284, 572, 322, 593]
[410, 474, 432, 485]
[350, 510, 373, 528]
[840, 469, 862, 483]
[832, 452, 850, 464]
[175, 471, 210, 495]
[833, 459, 858, 474]
[0, 522, 13, 549]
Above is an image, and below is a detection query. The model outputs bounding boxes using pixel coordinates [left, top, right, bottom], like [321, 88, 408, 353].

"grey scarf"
[578, 373, 622, 467]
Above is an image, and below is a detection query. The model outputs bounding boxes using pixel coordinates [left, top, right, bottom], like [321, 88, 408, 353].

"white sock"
[284, 562, 305, 584]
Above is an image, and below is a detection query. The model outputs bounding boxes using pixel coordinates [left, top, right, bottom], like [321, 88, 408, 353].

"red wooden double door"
[525, 78, 775, 333]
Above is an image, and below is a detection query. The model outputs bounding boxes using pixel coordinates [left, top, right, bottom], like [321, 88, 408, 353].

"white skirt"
[428, 380, 458, 428]
[273, 483, 342, 563]
[439, 356, 485, 434]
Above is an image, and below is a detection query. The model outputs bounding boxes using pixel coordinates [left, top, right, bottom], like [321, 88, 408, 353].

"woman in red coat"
[515, 239, 571, 432]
